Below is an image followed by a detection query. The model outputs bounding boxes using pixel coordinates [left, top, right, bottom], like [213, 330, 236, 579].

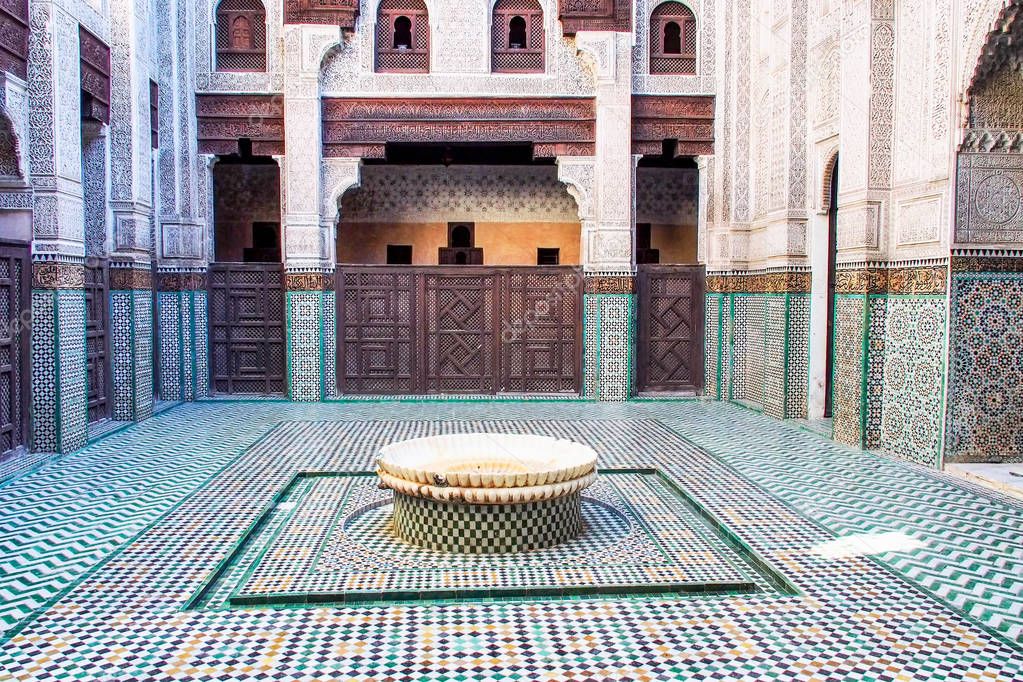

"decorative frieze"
[558, 0, 630, 35]
[78, 25, 110, 123]
[584, 275, 634, 294]
[835, 264, 947, 295]
[32, 262, 85, 290]
[321, 97, 596, 159]
[109, 267, 153, 291]
[706, 270, 811, 294]
[950, 254, 1023, 274]
[283, 0, 358, 27]
[157, 271, 208, 291]
[631, 95, 715, 156]
[285, 271, 334, 292]
[196, 94, 285, 156]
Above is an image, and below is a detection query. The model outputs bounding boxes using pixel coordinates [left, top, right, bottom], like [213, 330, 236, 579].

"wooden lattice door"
[208, 263, 286, 394]
[84, 260, 111, 422]
[338, 268, 416, 394]
[423, 271, 498, 394]
[637, 265, 705, 393]
[0, 242, 29, 457]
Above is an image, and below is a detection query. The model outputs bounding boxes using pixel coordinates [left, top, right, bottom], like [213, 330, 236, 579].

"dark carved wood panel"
[0, 0, 29, 79]
[285, 0, 358, 27]
[558, 0, 630, 35]
[632, 95, 715, 157]
[321, 98, 596, 159]
[338, 269, 416, 394]
[196, 94, 285, 156]
[79, 26, 111, 123]
[0, 241, 28, 458]
[637, 265, 705, 393]
[337, 266, 581, 395]
[502, 269, 580, 393]
[423, 271, 498, 394]
[208, 263, 286, 395]
[85, 261, 111, 423]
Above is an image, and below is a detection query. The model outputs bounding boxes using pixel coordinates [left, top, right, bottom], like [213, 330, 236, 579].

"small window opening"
[663, 21, 682, 54]
[451, 224, 472, 248]
[537, 248, 560, 265]
[509, 16, 527, 49]
[387, 244, 413, 265]
[394, 16, 412, 49]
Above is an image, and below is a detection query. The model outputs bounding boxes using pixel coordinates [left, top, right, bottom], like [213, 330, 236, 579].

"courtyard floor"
[0, 399, 1021, 680]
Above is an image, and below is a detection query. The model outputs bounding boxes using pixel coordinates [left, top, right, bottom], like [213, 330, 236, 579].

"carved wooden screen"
[216, 0, 267, 72]
[492, 0, 544, 73]
[649, 1, 697, 75]
[208, 263, 286, 394]
[375, 0, 429, 72]
[84, 261, 111, 422]
[0, 242, 28, 458]
[337, 266, 581, 395]
[338, 268, 416, 394]
[637, 265, 705, 393]
[423, 271, 499, 394]
[502, 269, 579, 393]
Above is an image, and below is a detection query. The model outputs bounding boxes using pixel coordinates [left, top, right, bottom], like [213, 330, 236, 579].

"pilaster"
[285, 271, 334, 402]
[31, 260, 87, 453]
[109, 266, 154, 421]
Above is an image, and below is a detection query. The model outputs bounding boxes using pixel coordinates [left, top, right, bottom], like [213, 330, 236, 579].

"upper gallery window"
[492, 0, 544, 73]
[216, 0, 266, 72]
[649, 2, 697, 75]
[376, 0, 430, 72]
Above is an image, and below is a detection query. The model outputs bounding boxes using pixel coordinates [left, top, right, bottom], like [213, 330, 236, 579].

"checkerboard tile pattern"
[0, 401, 1020, 681]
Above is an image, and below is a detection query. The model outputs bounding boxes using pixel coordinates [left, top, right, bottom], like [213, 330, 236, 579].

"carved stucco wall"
[319, 0, 594, 97]
[631, 0, 715, 96]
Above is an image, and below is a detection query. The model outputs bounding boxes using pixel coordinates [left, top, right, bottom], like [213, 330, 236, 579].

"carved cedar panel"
[208, 263, 286, 395]
[79, 26, 110, 124]
[559, 0, 630, 35]
[0, 0, 28, 79]
[632, 95, 715, 156]
[284, 0, 358, 27]
[196, 94, 285, 156]
[321, 97, 596, 158]
[637, 265, 705, 393]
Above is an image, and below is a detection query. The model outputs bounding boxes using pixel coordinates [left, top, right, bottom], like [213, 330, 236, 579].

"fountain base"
[392, 490, 584, 554]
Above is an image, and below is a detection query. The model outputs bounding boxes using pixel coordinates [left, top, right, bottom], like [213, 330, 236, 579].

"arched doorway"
[207, 144, 286, 395]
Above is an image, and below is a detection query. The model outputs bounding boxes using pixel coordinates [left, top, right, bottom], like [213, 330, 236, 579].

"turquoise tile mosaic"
[0, 401, 1020, 680]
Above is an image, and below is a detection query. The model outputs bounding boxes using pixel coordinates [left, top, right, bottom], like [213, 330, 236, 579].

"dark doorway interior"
[824, 156, 839, 418]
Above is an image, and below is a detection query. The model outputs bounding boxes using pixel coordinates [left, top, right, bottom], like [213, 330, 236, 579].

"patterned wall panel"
[582, 294, 634, 402]
[864, 298, 887, 451]
[877, 297, 946, 467]
[30, 292, 57, 452]
[785, 295, 809, 420]
[947, 274, 1023, 463]
[110, 292, 133, 420]
[133, 290, 154, 421]
[324, 292, 337, 400]
[832, 296, 866, 448]
[762, 297, 788, 419]
[157, 290, 210, 402]
[287, 292, 327, 402]
[704, 294, 721, 398]
[30, 289, 88, 453]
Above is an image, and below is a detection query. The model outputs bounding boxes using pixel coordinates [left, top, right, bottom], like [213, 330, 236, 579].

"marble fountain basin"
[376, 433, 598, 553]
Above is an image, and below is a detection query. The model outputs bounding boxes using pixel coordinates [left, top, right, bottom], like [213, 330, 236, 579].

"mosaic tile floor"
[197, 470, 774, 608]
[0, 400, 1021, 680]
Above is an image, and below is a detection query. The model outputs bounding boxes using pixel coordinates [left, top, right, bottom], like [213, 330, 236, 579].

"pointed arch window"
[216, 0, 266, 72]
[492, 0, 544, 73]
[650, 2, 696, 75]
[376, 0, 430, 72]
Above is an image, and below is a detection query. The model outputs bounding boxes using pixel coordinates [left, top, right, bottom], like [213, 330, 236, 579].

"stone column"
[107, 0, 156, 420]
[154, 0, 210, 402]
[574, 32, 636, 401]
[28, 3, 87, 452]
[282, 25, 341, 401]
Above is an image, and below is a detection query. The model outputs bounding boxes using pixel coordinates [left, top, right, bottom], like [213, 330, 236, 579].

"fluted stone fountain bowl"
[376, 433, 598, 554]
